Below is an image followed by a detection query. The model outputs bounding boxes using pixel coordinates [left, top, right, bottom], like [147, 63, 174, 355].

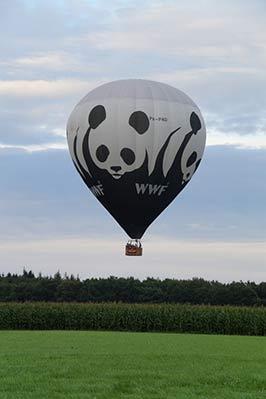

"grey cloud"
[0, 1, 111, 72]
[0, 0, 265, 147]
[0, 105, 68, 146]
[206, 112, 265, 136]
[0, 0, 109, 39]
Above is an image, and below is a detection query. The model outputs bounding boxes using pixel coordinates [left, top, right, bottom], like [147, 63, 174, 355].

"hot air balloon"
[66, 79, 206, 255]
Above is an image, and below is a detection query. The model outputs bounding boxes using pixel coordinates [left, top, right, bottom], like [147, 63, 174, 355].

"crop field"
[1, 331, 266, 399]
[1, 302, 266, 335]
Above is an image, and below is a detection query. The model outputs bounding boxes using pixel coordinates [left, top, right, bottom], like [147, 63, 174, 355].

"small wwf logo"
[90, 182, 104, 197]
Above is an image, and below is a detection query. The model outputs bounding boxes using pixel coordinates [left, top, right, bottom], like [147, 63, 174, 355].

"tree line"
[0, 269, 265, 306]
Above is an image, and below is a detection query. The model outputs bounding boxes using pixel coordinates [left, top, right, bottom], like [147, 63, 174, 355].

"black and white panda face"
[89, 106, 150, 179]
[68, 100, 205, 185]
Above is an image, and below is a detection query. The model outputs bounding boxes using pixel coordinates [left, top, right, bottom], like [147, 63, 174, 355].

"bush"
[0, 302, 266, 335]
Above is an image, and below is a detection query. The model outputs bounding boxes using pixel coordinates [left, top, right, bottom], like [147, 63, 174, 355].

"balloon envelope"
[67, 79, 206, 238]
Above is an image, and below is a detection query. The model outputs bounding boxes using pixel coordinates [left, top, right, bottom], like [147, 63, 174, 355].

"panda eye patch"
[96, 145, 109, 162]
[120, 148, 135, 165]
[186, 151, 197, 167]
[190, 112, 201, 133]
[129, 111, 149, 134]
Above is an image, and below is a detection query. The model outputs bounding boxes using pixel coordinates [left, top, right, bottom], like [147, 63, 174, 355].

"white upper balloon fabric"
[67, 79, 206, 239]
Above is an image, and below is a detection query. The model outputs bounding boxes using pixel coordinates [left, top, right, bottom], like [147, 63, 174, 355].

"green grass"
[1, 331, 266, 399]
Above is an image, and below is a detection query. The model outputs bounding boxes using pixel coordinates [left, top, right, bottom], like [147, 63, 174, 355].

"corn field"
[0, 302, 266, 335]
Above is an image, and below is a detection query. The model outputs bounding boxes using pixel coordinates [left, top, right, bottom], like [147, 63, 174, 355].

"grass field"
[0, 331, 266, 399]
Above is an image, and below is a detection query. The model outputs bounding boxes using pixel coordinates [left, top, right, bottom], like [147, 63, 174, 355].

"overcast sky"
[0, 0, 265, 281]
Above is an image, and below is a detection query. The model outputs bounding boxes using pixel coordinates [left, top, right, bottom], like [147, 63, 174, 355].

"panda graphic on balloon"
[67, 80, 206, 239]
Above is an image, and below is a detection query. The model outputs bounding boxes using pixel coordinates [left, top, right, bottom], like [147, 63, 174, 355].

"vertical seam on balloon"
[161, 81, 172, 177]
[133, 80, 138, 204]
[104, 81, 116, 207]
[148, 80, 156, 177]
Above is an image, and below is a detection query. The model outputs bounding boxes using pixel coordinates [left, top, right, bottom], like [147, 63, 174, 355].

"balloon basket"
[125, 240, 143, 256]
